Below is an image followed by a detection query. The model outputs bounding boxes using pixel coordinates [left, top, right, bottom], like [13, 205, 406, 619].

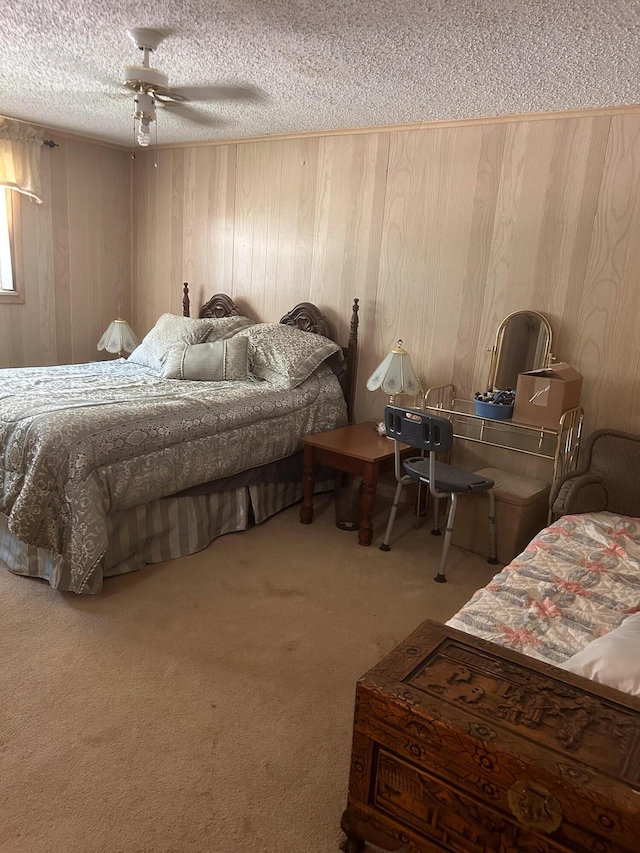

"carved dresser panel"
[341, 620, 640, 853]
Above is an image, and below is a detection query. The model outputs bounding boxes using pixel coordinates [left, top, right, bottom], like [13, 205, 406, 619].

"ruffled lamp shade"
[367, 340, 422, 403]
[97, 318, 139, 357]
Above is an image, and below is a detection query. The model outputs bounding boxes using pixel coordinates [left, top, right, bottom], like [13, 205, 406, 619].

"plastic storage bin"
[451, 467, 550, 564]
[474, 400, 514, 420]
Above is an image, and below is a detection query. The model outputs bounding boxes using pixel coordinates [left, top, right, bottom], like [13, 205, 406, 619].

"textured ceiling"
[1, 0, 639, 147]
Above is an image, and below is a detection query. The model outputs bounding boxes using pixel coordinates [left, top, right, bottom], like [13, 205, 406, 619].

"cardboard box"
[513, 362, 583, 428]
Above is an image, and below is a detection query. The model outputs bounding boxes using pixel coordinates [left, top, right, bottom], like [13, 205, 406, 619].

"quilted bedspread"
[447, 512, 640, 664]
[0, 359, 346, 592]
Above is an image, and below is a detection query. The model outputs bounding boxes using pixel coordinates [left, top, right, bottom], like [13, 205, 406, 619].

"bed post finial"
[183, 283, 190, 317]
[349, 298, 359, 347]
[345, 297, 359, 423]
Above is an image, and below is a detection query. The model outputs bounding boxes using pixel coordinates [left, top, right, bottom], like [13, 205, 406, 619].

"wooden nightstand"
[300, 421, 408, 546]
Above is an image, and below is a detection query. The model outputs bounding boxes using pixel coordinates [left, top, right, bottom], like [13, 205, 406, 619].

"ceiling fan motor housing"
[123, 65, 170, 96]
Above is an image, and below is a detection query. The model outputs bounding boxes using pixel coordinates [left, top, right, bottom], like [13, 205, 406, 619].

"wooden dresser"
[341, 620, 640, 853]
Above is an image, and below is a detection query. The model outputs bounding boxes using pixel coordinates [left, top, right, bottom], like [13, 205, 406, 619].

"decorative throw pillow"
[162, 337, 250, 381]
[236, 323, 342, 389]
[558, 613, 640, 696]
[202, 315, 254, 341]
[128, 314, 219, 373]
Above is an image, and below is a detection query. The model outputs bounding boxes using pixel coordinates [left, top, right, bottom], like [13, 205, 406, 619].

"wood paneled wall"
[132, 110, 640, 457]
[130, 111, 640, 467]
[0, 137, 130, 368]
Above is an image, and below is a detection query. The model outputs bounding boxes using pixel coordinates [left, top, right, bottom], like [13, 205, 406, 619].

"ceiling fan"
[122, 28, 262, 146]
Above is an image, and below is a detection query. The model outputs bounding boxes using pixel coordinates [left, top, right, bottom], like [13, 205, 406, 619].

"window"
[0, 189, 23, 303]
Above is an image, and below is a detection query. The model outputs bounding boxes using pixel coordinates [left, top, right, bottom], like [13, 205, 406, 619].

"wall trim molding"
[7, 103, 640, 153]
[0, 115, 129, 151]
[149, 103, 640, 151]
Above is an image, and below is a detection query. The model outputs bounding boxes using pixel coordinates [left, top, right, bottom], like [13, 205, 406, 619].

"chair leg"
[431, 495, 442, 536]
[434, 493, 458, 583]
[380, 481, 404, 551]
[487, 489, 499, 565]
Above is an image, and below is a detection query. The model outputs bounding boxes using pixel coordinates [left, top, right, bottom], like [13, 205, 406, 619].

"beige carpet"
[0, 495, 498, 853]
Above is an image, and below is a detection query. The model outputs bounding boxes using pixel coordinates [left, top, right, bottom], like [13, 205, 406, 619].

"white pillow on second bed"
[558, 612, 640, 696]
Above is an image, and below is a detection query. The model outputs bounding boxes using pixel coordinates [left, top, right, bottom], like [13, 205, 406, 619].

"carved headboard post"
[183, 283, 190, 318]
[345, 299, 359, 423]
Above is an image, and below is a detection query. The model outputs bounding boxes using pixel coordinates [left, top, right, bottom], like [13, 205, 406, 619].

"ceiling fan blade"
[168, 84, 266, 104]
[154, 90, 189, 104]
[158, 103, 226, 128]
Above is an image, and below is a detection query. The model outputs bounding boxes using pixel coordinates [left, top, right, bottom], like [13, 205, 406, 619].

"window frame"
[0, 189, 24, 304]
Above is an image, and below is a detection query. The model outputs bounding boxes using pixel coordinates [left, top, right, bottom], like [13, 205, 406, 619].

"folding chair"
[380, 404, 498, 582]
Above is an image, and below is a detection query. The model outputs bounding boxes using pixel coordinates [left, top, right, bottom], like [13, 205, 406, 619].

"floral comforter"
[447, 512, 640, 664]
[0, 359, 346, 592]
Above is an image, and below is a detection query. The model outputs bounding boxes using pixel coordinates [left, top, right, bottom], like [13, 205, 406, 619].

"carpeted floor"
[0, 495, 498, 853]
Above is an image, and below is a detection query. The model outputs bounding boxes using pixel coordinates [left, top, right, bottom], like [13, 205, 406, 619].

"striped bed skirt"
[1, 479, 332, 593]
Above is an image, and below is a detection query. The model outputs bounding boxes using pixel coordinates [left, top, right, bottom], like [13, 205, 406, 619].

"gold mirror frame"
[486, 310, 553, 392]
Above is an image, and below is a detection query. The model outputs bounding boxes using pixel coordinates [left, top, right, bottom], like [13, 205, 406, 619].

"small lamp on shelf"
[97, 312, 139, 358]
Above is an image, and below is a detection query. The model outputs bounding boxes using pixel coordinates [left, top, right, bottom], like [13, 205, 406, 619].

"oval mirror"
[487, 310, 553, 391]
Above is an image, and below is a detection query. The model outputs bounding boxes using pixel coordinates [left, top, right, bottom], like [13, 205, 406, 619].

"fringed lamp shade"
[97, 318, 139, 357]
[366, 340, 422, 404]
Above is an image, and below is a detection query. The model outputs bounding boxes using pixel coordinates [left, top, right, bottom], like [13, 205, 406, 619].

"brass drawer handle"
[507, 780, 563, 833]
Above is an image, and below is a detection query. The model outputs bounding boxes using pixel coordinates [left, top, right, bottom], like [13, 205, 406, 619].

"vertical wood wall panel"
[556, 117, 611, 359]
[132, 150, 158, 331]
[33, 152, 56, 362]
[51, 142, 73, 365]
[452, 122, 507, 397]
[66, 141, 130, 362]
[233, 138, 320, 321]
[169, 150, 185, 312]
[181, 145, 235, 311]
[574, 114, 640, 430]
[311, 132, 389, 410]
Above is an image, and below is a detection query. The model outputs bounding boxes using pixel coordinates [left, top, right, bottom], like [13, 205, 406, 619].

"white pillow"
[162, 337, 249, 381]
[128, 314, 217, 373]
[202, 315, 254, 341]
[558, 613, 640, 696]
[235, 323, 342, 389]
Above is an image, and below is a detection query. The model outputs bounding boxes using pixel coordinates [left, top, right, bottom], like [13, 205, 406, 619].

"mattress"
[446, 511, 640, 664]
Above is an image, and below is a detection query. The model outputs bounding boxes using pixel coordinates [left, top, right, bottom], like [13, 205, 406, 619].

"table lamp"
[97, 315, 139, 357]
[366, 340, 422, 404]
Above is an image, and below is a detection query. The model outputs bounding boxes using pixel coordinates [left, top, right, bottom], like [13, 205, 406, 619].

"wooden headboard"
[181, 282, 359, 422]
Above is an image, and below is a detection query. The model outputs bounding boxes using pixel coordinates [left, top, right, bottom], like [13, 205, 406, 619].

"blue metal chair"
[380, 405, 498, 582]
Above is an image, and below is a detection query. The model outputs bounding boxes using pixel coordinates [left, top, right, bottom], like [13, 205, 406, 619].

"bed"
[341, 429, 640, 853]
[0, 288, 359, 594]
[447, 510, 640, 675]
[447, 427, 640, 685]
